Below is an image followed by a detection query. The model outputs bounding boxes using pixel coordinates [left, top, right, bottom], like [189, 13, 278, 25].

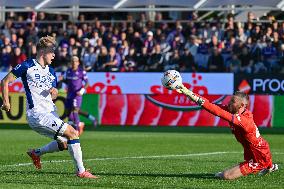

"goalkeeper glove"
[176, 84, 205, 106]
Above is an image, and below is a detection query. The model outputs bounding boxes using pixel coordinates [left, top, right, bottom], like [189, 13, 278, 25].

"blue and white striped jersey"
[11, 59, 57, 114]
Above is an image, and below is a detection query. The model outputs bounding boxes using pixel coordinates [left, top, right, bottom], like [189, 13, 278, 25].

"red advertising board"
[1, 72, 273, 127]
[99, 94, 272, 127]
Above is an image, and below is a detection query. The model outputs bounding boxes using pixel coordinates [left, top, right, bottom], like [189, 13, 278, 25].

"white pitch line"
[1, 151, 237, 168]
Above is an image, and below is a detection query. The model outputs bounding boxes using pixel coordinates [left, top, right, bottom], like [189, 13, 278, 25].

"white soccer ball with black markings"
[161, 70, 182, 90]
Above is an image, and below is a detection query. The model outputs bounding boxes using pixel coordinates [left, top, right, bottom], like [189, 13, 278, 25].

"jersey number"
[248, 159, 259, 169]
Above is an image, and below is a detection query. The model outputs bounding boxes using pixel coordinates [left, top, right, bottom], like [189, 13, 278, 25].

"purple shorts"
[65, 96, 82, 109]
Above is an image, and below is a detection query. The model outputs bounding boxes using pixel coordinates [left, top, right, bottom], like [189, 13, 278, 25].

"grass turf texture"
[0, 125, 283, 189]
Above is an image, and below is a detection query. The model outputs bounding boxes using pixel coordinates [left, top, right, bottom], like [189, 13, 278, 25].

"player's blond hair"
[234, 91, 249, 108]
[36, 36, 56, 51]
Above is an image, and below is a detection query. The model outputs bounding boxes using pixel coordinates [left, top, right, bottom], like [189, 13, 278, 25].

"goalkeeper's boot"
[270, 163, 279, 172]
[258, 163, 279, 176]
[77, 169, 98, 179]
[27, 149, 41, 169]
[215, 172, 223, 178]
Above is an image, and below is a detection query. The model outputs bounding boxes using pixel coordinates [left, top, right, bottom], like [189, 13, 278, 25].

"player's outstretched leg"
[215, 164, 243, 180]
[27, 140, 63, 169]
[64, 125, 98, 179]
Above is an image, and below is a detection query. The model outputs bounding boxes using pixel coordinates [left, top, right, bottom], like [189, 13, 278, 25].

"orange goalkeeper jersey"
[201, 98, 272, 168]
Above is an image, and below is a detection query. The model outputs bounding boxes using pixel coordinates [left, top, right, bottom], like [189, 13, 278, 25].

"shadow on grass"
[1, 170, 72, 176]
[0, 180, 98, 187]
[94, 172, 217, 179]
[2, 169, 216, 179]
[0, 170, 100, 186]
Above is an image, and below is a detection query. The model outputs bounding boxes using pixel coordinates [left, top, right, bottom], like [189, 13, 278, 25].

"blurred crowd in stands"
[1, 11, 284, 73]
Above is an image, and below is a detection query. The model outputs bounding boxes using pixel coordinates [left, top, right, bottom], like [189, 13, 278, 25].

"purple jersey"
[63, 67, 88, 99]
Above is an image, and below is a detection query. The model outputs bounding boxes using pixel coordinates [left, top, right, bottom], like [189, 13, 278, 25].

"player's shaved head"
[234, 91, 249, 108]
[228, 91, 249, 114]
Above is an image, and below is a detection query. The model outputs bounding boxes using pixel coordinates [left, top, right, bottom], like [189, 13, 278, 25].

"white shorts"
[27, 111, 68, 140]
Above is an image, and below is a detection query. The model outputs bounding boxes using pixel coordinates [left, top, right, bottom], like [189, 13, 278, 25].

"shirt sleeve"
[201, 99, 251, 129]
[49, 67, 57, 88]
[11, 63, 28, 78]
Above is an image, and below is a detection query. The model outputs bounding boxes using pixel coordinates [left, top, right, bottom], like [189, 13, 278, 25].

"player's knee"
[68, 127, 79, 139]
[70, 128, 79, 139]
[222, 172, 230, 179]
[64, 125, 79, 140]
[223, 172, 235, 180]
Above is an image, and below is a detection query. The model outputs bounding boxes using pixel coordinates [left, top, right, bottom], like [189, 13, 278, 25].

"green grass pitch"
[0, 125, 283, 189]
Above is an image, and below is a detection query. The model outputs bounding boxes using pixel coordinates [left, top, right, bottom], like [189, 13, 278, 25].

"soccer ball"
[161, 70, 182, 90]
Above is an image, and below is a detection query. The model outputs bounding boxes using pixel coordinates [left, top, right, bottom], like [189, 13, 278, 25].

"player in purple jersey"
[60, 56, 97, 135]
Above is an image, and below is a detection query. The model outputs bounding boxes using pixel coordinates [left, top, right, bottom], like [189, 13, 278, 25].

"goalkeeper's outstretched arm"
[177, 85, 249, 127]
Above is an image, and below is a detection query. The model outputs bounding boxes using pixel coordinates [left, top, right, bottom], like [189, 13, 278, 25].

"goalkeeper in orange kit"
[176, 85, 278, 180]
